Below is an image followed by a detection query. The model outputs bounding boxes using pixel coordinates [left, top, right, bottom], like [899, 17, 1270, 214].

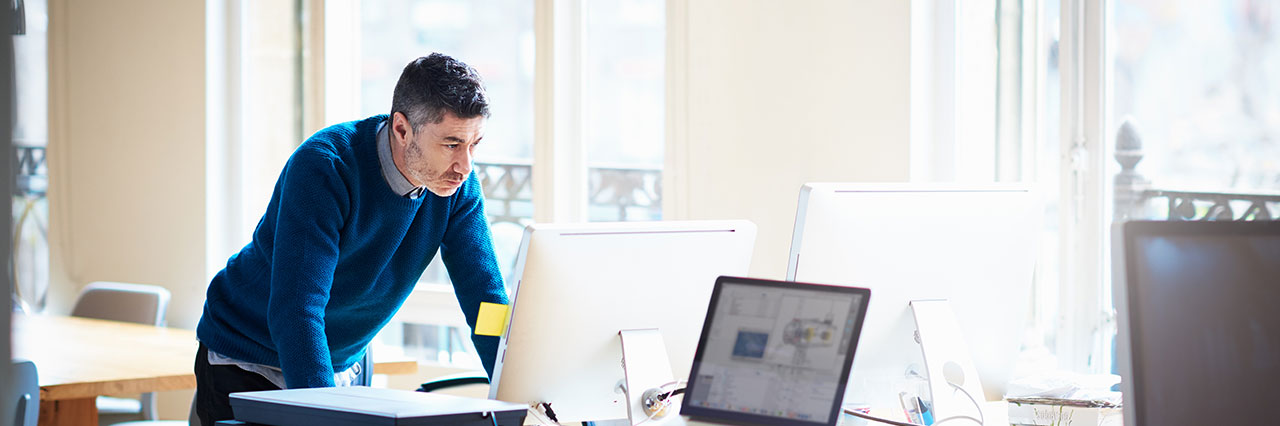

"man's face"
[392, 111, 485, 197]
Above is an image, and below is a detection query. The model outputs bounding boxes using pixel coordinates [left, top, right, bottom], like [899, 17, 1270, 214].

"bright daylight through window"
[356, 0, 665, 368]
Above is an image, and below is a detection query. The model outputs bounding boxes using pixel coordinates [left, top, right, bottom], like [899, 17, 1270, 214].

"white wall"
[47, 0, 208, 327]
[46, 0, 207, 418]
[667, 0, 913, 279]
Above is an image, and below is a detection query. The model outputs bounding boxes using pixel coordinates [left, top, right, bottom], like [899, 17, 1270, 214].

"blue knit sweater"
[197, 115, 508, 389]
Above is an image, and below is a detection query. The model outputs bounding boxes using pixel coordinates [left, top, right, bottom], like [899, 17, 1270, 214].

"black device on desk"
[224, 386, 527, 426]
[680, 276, 871, 426]
[1115, 221, 1280, 426]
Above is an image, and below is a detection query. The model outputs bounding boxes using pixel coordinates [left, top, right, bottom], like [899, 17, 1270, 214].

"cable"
[848, 382, 985, 426]
[842, 408, 984, 426]
[651, 380, 686, 396]
[948, 383, 985, 426]
[844, 385, 986, 426]
[630, 380, 686, 426]
[842, 409, 919, 426]
[526, 381, 689, 426]
[656, 388, 685, 401]
[526, 402, 562, 426]
[540, 402, 559, 424]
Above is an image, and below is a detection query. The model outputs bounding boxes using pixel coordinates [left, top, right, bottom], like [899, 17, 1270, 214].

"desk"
[13, 315, 419, 426]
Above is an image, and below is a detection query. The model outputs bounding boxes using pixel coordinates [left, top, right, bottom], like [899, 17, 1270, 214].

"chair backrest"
[71, 282, 171, 326]
[11, 360, 39, 426]
[357, 346, 374, 387]
[189, 392, 200, 426]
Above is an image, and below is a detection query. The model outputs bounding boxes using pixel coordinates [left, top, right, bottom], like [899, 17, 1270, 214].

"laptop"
[227, 386, 528, 426]
[680, 276, 871, 426]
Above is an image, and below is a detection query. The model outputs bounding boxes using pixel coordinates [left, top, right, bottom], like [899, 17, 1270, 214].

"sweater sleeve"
[267, 147, 348, 388]
[439, 171, 508, 378]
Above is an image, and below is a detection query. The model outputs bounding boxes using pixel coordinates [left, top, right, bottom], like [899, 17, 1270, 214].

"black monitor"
[1115, 221, 1280, 426]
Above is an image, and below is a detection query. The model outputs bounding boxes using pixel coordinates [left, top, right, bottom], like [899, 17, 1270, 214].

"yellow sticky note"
[475, 302, 510, 337]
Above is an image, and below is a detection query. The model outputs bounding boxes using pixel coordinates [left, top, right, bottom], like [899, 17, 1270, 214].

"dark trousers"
[194, 343, 282, 425]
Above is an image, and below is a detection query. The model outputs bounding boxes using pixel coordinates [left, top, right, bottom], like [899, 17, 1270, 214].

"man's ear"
[391, 112, 412, 146]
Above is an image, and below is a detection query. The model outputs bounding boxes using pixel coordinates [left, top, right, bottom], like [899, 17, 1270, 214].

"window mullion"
[1056, 0, 1109, 374]
[533, 0, 588, 223]
[320, 0, 360, 125]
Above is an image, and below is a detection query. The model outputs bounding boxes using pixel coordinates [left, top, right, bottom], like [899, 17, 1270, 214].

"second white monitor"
[787, 183, 1040, 408]
[490, 220, 757, 422]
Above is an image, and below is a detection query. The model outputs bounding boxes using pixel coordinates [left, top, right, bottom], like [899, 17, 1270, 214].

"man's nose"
[454, 151, 472, 176]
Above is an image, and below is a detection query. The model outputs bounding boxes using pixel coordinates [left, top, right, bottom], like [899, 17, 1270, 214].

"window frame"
[304, 0, 666, 329]
[304, 0, 1125, 375]
[1056, 0, 1110, 375]
[206, 0, 307, 280]
[911, 0, 1113, 374]
[311, 0, 593, 229]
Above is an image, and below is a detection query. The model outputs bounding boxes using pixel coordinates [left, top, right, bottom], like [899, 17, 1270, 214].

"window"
[357, 0, 535, 291]
[585, 0, 664, 222]
[323, 0, 666, 367]
[911, 0, 1071, 373]
[915, 0, 1116, 375]
[1032, 0, 1065, 370]
[13, 0, 50, 314]
[1110, 0, 1280, 191]
[206, 0, 306, 280]
[1101, 0, 1280, 371]
[345, 0, 536, 367]
[982, 0, 1280, 376]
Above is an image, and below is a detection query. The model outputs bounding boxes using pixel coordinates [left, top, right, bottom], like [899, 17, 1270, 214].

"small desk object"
[228, 386, 528, 426]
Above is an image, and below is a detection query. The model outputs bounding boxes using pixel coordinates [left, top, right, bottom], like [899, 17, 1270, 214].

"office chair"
[408, 327, 489, 393]
[417, 371, 489, 392]
[9, 360, 39, 426]
[357, 346, 375, 387]
[70, 281, 171, 421]
[109, 393, 198, 426]
[115, 345, 372, 425]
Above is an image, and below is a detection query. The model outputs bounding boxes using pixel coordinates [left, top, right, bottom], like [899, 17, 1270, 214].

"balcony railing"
[474, 161, 534, 227]
[15, 145, 47, 197]
[12, 146, 49, 313]
[1113, 118, 1280, 222]
[408, 160, 662, 364]
[474, 160, 662, 224]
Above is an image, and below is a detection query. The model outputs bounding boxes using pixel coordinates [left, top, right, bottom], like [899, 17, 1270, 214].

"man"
[194, 53, 507, 424]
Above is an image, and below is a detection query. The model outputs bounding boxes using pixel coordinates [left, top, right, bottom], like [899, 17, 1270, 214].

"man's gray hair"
[391, 53, 490, 131]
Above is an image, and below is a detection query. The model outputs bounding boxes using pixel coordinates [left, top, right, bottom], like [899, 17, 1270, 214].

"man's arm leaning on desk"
[265, 146, 348, 389]
[439, 172, 509, 378]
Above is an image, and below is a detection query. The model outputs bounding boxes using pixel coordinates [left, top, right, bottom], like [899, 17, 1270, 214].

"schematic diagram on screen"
[723, 292, 851, 369]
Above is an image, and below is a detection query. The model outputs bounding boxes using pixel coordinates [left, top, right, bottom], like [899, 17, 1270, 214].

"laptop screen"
[682, 276, 870, 425]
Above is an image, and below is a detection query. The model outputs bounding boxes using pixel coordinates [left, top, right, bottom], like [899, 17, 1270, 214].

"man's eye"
[445, 144, 460, 149]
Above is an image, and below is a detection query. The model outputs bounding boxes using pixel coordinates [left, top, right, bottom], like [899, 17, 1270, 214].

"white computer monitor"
[489, 220, 758, 423]
[786, 183, 1040, 411]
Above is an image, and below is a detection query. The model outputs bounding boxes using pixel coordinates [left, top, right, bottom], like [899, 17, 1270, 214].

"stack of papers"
[1007, 399, 1121, 426]
[1004, 371, 1123, 426]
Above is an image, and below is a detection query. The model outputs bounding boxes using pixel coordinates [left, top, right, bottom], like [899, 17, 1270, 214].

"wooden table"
[13, 314, 419, 426]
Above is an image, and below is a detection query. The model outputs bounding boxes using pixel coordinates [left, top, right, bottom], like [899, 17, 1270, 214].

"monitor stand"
[910, 299, 990, 425]
[618, 329, 686, 426]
